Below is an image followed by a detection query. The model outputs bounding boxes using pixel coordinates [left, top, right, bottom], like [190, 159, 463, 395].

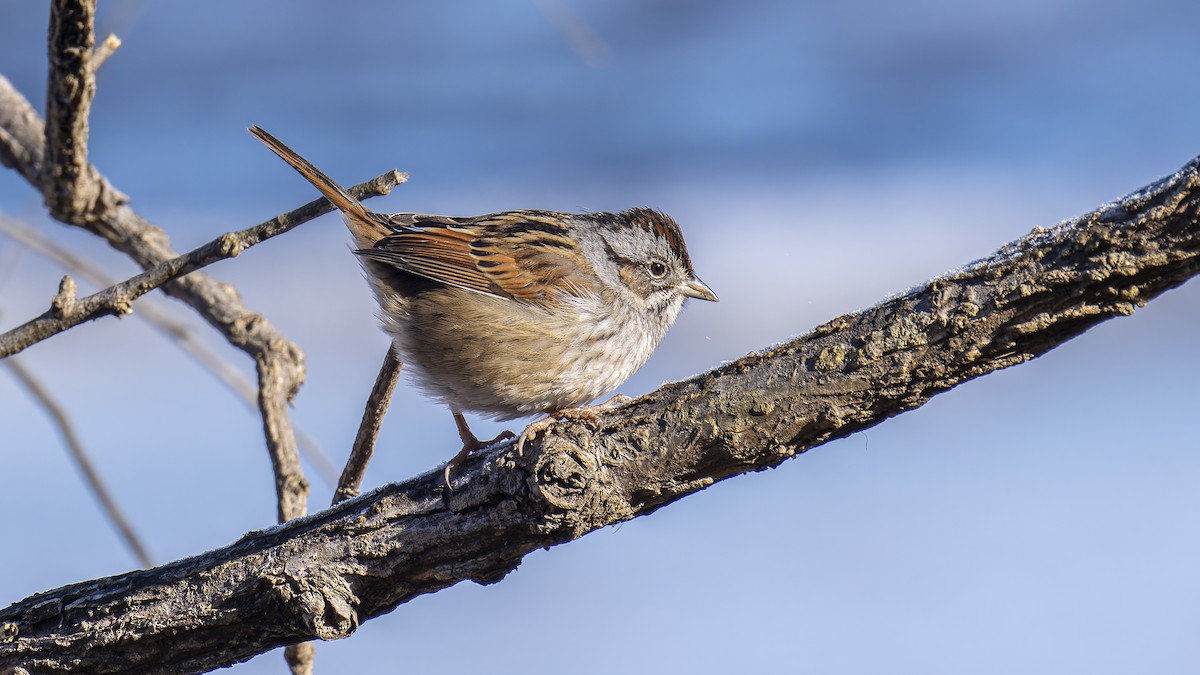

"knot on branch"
[216, 232, 244, 258]
[267, 558, 361, 641]
[528, 436, 635, 538]
[532, 437, 592, 505]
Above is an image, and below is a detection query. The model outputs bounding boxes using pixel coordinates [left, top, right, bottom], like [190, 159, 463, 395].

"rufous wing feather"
[356, 211, 597, 307]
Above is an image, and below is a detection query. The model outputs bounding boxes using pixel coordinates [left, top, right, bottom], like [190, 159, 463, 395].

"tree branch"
[333, 349, 403, 504]
[4, 58, 313, 525]
[11, 9, 407, 671]
[43, 0, 104, 221]
[90, 34, 121, 70]
[290, 350, 403, 673]
[0, 214, 341, 488]
[1, 68, 403, 527]
[2, 154, 1196, 675]
[0, 170, 406, 359]
[1, 356, 154, 569]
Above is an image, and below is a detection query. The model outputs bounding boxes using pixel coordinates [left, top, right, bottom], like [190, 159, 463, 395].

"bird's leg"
[516, 394, 633, 455]
[444, 410, 515, 487]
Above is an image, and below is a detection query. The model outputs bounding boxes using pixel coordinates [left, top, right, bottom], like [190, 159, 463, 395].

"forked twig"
[0, 169, 406, 359]
[0, 213, 339, 489]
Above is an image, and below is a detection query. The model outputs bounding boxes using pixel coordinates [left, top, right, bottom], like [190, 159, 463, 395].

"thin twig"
[536, 0, 609, 66]
[0, 232, 25, 291]
[2, 69, 405, 568]
[0, 169, 406, 359]
[283, 644, 314, 675]
[91, 33, 121, 70]
[2, 356, 154, 568]
[334, 349, 402, 504]
[296, 432, 340, 491]
[0, 213, 341, 487]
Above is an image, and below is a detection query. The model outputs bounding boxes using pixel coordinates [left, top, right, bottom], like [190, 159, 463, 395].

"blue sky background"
[2, 1, 1198, 672]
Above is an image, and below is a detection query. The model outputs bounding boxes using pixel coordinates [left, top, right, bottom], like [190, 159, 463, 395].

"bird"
[249, 125, 717, 485]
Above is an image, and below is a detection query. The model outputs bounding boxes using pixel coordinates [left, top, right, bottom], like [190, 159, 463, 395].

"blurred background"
[2, 1, 1199, 672]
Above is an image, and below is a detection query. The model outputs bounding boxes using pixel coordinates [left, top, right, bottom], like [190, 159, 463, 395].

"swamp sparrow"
[249, 126, 717, 483]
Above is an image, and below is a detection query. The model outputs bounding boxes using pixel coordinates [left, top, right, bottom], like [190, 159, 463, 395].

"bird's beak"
[680, 277, 718, 302]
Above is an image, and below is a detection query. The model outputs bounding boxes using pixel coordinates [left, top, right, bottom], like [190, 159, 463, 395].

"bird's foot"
[445, 412, 515, 488]
[516, 394, 633, 456]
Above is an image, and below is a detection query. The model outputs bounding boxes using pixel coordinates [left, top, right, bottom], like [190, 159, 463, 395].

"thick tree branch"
[2, 155, 1196, 674]
[43, 0, 103, 221]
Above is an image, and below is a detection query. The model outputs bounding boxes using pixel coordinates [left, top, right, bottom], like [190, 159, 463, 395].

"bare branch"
[44, 0, 312, 543]
[0, 213, 342, 488]
[4, 40, 409, 528]
[7, 11, 404, 673]
[296, 431, 341, 491]
[283, 644, 314, 675]
[2, 153, 1196, 675]
[0, 169, 406, 359]
[44, 0, 108, 220]
[8, 23, 323, 530]
[333, 350, 403, 504]
[536, 0, 609, 66]
[2, 356, 154, 568]
[0, 79, 46, 185]
[91, 33, 121, 70]
[0, 212, 262, 400]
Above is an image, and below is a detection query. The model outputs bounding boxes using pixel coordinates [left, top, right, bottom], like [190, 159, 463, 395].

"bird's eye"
[647, 261, 668, 278]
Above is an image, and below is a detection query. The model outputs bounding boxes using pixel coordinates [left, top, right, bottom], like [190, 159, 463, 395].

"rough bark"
[1, 154, 1197, 675]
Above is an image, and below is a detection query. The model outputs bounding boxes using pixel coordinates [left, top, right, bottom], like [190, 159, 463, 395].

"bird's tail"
[249, 125, 386, 248]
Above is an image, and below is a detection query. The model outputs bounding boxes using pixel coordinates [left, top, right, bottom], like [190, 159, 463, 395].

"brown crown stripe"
[603, 207, 694, 275]
[497, 221, 571, 238]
